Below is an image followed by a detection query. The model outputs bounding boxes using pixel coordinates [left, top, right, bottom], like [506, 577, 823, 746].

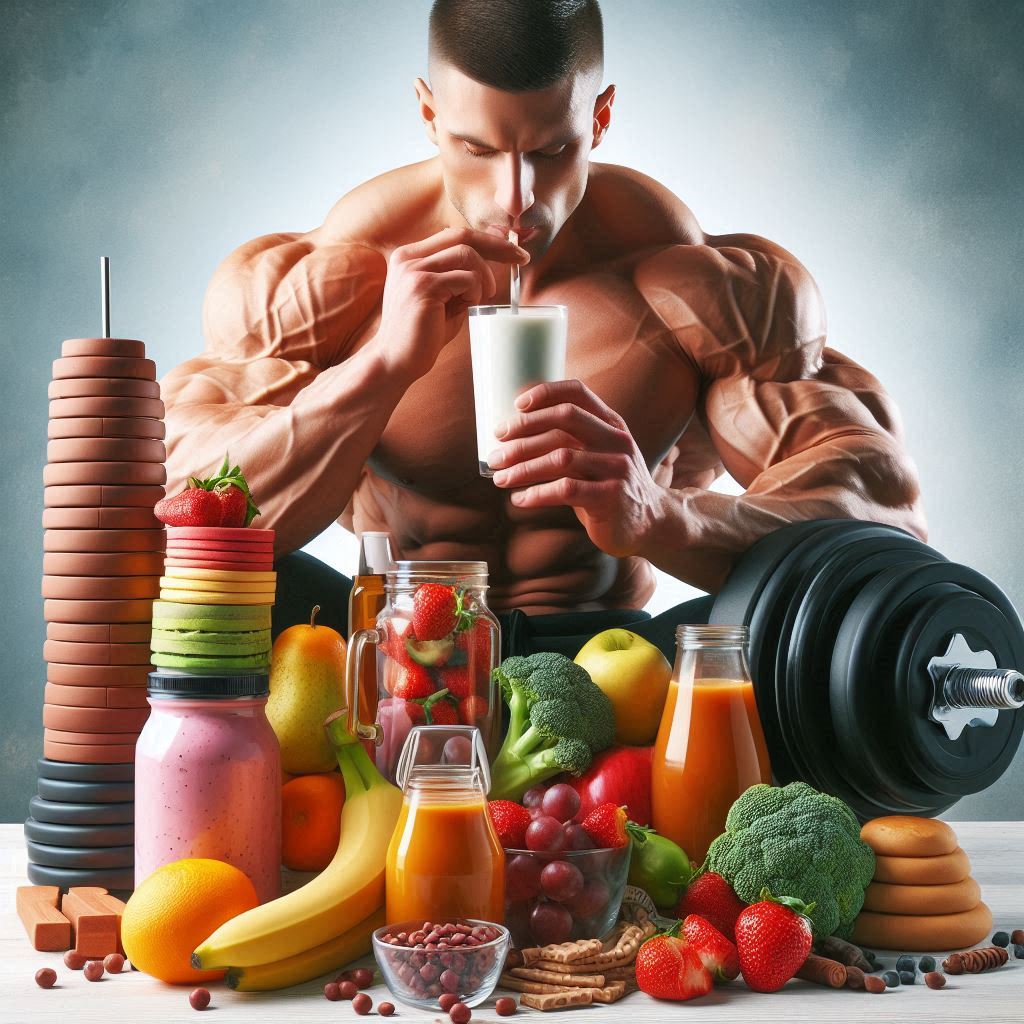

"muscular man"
[163, 0, 925, 654]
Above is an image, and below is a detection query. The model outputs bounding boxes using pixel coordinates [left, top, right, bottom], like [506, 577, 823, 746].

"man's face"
[420, 63, 609, 259]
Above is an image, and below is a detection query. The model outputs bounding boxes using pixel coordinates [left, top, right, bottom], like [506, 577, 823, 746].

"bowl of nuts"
[372, 918, 509, 1009]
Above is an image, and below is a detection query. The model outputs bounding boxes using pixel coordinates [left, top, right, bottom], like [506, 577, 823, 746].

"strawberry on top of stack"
[151, 457, 275, 674]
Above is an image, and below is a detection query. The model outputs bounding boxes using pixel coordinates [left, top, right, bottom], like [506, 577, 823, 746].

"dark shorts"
[272, 550, 713, 661]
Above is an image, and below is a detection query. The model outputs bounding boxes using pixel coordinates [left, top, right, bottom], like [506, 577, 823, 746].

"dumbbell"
[710, 520, 1024, 820]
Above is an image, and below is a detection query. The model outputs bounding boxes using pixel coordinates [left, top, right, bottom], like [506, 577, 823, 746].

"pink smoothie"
[135, 696, 281, 902]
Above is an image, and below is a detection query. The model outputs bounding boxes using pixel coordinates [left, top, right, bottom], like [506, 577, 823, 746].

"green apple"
[574, 628, 672, 745]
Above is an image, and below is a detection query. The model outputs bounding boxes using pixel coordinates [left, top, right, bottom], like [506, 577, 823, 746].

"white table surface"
[2, 821, 1022, 1023]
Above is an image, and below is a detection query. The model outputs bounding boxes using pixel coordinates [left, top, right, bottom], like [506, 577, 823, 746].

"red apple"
[566, 745, 653, 825]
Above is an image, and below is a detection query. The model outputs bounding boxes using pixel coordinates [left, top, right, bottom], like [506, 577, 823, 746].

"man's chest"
[368, 272, 703, 497]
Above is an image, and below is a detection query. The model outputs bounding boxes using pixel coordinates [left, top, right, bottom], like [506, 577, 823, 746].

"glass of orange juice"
[386, 725, 505, 924]
[651, 625, 772, 864]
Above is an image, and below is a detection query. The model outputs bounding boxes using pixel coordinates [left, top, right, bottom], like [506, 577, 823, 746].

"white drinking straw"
[509, 230, 520, 313]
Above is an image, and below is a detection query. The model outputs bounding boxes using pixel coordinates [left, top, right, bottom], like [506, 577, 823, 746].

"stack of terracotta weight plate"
[27, 337, 165, 893]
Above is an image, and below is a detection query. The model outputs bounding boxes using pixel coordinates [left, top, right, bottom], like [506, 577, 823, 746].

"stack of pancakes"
[150, 526, 276, 673]
[852, 816, 991, 951]
[27, 338, 166, 892]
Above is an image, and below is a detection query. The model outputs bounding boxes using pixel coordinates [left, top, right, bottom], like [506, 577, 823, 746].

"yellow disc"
[162, 566, 277, 583]
[159, 576, 277, 594]
[159, 589, 275, 606]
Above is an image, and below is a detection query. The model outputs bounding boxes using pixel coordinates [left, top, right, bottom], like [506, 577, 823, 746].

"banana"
[225, 906, 384, 991]
[193, 722, 402, 969]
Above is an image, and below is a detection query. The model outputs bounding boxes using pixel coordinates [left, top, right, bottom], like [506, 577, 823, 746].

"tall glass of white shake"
[468, 304, 568, 477]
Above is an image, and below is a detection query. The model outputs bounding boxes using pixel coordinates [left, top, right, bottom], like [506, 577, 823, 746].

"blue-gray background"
[2, 0, 1022, 822]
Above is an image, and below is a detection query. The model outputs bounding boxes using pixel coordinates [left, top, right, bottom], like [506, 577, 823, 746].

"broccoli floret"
[705, 782, 876, 939]
[489, 652, 615, 801]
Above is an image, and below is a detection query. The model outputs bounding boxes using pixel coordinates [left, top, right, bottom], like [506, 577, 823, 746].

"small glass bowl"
[372, 918, 510, 1009]
[502, 844, 632, 948]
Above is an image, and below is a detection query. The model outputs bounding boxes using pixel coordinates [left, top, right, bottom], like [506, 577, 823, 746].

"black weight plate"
[24, 817, 134, 848]
[830, 561, 1016, 816]
[782, 534, 943, 808]
[29, 795, 134, 826]
[26, 839, 134, 869]
[37, 757, 134, 783]
[38, 776, 135, 804]
[895, 589, 1024, 797]
[27, 861, 134, 892]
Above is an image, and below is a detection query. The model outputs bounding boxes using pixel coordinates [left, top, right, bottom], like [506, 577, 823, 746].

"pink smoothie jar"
[135, 671, 281, 902]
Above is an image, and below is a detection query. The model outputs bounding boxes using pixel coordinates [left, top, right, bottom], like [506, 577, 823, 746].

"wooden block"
[16, 885, 72, 951]
[62, 886, 124, 957]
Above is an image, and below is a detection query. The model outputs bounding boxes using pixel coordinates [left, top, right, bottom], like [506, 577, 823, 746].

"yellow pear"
[267, 605, 347, 774]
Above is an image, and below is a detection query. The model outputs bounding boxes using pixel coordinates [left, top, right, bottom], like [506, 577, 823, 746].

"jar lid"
[387, 560, 489, 587]
[147, 669, 270, 698]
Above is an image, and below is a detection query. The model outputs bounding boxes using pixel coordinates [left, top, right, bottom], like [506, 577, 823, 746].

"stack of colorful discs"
[28, 336, 166, 892]
[151, 526, 276, 672]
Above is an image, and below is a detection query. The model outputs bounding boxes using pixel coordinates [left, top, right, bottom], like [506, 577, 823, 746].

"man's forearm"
[637, 434, 928, 593]
[165, 343, 411, 554]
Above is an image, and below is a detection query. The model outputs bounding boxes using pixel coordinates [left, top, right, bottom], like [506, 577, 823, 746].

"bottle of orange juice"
[386, 725, 505, 924]
[652, 625, 771, 864]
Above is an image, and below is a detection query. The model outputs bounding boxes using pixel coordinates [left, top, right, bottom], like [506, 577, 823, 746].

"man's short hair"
[428, 0, 604, 92]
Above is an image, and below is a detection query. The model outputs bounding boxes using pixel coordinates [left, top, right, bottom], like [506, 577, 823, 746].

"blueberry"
[918, 955, 936, 972]
[992, 931, 1010, 947]
[883, 970, 900, 988]
[896, 955, 916, 973]
[899, 970, 916, 985]
[1012, 944, 1024, 960]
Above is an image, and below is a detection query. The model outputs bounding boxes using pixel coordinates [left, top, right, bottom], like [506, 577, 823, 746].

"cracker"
[520, 989, 594, 1011]
[519, 937, 603, 966]
[509, 966, 606, 987]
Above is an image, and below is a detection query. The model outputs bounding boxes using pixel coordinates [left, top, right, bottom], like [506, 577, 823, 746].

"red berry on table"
[189, 987, 211, 1011]
[734, 890, 814, 993]
[63, 950, 86, 969]
[412, 583, 467, 640]
[324, 981, 342, 1000]
[579, 802, 629, 848]
[495, 996, 518, 1015]
[488, 800, 533, 848]
[84, 960, 104, 981]
[525, 815, 568, 853]
[339, 979, 358, 998]
[34, 967, 57, 988]
[392, 663, 435, 700]
[379, 1002, 396, 1017]
[541, 783, 581, 823]
[103, 953, 125, 974]
[352, 991, 373, 1015]
[439, 992, 459, 1011]
[635, 930, 713, 1001]
[673, 871, 747, 940]
[450, 1002, 472, 1024]
[459, 694, 489, 726]
[682, 914, 740, 982]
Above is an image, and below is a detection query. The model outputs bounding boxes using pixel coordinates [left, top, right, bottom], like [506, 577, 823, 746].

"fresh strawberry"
[154, 486, 222, 527]
[423, 690, 459, 726]
[455, 617, 492, 668]
[215, 484, 249, 528]
[734, 889, 814, 993]
[412, 584, 471, 641]
[635, 927, 713, 1001]
[379, 621, 415, 669]
[682, 914, 740, 983]
[579, 803, 629, 848]
[391, 663, 435, 700]
[673, 872, 747, 941]
[488, 800, 532, 849]
[438, 664, 473, 699]
[459, 694, 489, 726]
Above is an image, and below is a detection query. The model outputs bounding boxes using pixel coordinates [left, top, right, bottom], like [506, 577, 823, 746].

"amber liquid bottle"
[348, 532, 395, 750]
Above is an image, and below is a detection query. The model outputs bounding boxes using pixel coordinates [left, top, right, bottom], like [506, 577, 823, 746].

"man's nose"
[494, 152, 535, 223]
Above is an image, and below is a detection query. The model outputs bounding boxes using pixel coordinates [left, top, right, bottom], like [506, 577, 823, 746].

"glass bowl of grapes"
[499, 783, 633, 947]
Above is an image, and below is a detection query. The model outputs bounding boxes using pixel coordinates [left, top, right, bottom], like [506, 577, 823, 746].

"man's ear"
[591, 84, 615, 149]
[414, 77, 439, 146]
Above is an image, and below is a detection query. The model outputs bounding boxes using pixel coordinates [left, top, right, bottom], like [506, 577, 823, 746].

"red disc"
[167, 540, 273, 554]
[43, 552, 164, 577]
[46, 663, 152, 686]
[44, 705, 150, 732]
[45, 728, 142, 745]
[61, 338, 146, 358]
[167, 527, 276, 543]
[44, 462, 166, 487]
[48, 378, 160, 400]
[44, 640, 154, 666]
[42, 507, 162, 529]
[48, 416, 165, 440]
[43, 529, 165, 553]
[52, 355, 156, 381]
[44, 484, 164, 508]
[41, 577, 160, 601]
[43, 739, 139, 763]
[164, 556, 275, 571]
[50, 396, 165, 419]
[46, 622, 153, 644]
[44, 599, 155, 624]
[44, 682, 149, 708]
[47, 438, 165, 463]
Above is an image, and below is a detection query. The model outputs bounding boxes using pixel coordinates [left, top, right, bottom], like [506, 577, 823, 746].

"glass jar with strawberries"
[346, 560, 501, 784]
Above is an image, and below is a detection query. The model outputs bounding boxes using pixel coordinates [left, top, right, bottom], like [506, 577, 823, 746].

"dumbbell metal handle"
[942, 666, 1024, 711]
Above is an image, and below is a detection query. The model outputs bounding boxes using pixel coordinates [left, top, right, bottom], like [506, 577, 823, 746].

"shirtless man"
[162, 0, 925, 650]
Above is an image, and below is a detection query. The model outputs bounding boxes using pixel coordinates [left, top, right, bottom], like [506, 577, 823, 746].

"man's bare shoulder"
[312, 159, 444, 253]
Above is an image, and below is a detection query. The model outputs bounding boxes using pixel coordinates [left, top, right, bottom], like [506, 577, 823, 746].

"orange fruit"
[122, 858, 258, 984]
[281, 772, 346, 872]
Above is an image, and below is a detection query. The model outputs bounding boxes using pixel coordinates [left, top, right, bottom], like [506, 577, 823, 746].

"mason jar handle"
[346, 627, 383, 744]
